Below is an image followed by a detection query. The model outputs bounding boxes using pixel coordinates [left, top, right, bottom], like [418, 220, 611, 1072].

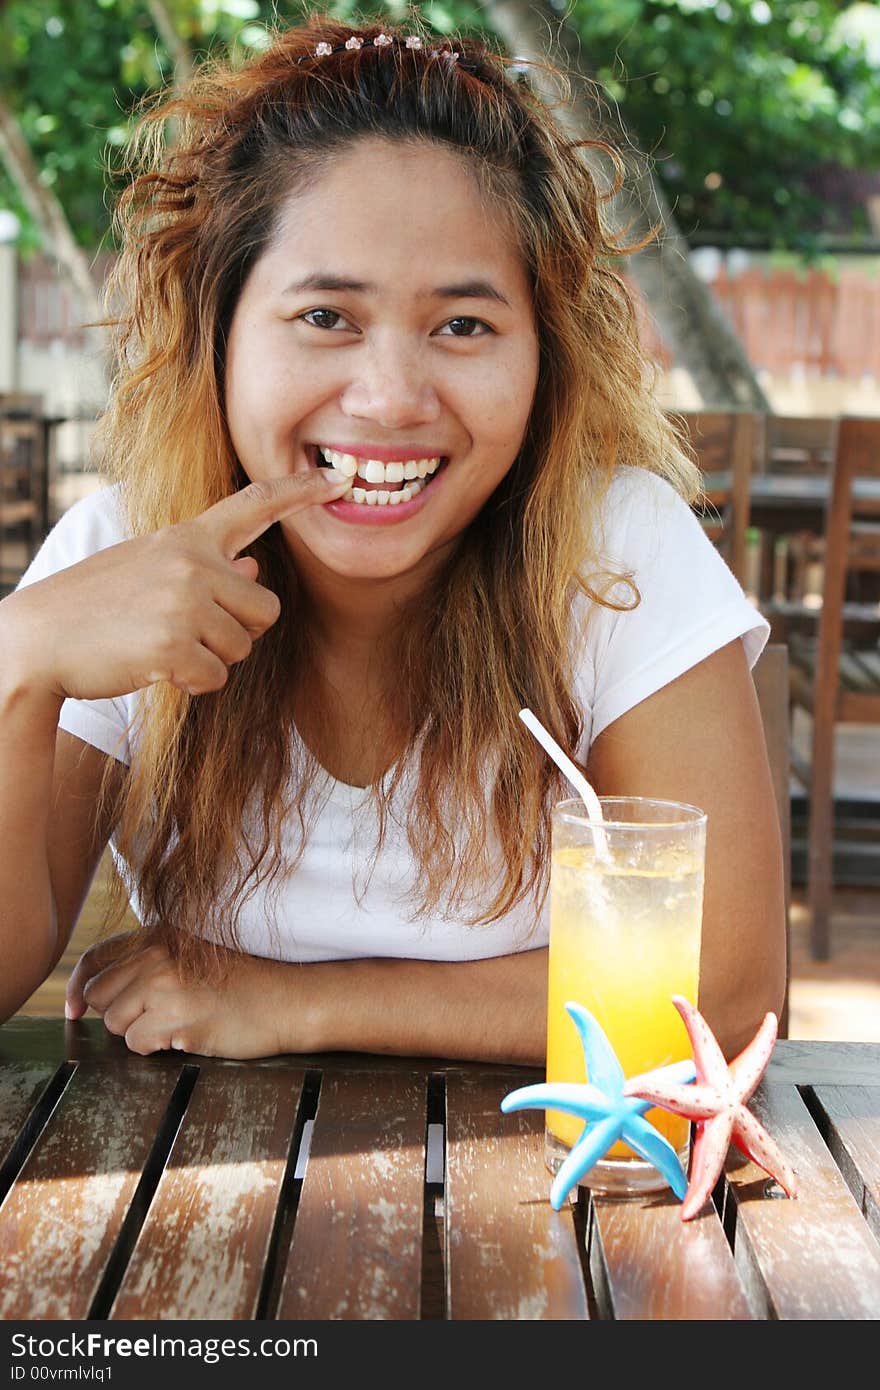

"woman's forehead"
[272, 139, 500, 230]
[258, 141, 528, 298]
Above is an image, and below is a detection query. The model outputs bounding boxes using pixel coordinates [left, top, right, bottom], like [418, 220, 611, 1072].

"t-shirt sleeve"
[587, 469, 769, 743]
[14, 488, 135, 765]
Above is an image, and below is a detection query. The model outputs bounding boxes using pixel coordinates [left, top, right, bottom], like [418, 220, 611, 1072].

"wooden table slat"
[0, 1060, 62, 1168]
[726, 1081, 880, 1320]
[111, 1064, 305, 1320]
[445, 1074, 590, 1320]
[0, 1060, 181, 1320]
[590, 1192, 752, 1321]
[764, 1041, 880, 1087]
[278, 1070, 428, 1320]
[811, 1084, 880, 1241]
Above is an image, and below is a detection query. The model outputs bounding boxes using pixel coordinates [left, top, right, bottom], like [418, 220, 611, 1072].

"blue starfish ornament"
[500, 1001, 696, 1210]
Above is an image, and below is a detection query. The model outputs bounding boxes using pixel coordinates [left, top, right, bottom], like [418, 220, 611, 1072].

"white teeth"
[318, 449, 442, 484]
[339, 478, 426, 507]
[315, 447, 441, 506]
[319, 447, 357, 477]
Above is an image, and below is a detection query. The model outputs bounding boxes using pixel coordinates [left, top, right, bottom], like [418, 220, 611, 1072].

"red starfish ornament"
[623, 995, 799, 1221]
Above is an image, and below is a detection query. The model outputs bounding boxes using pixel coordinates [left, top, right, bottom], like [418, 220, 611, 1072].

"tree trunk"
[478, 0, 771, 411]
[0, 97, 102, 322]
[145, 0, 195, 89]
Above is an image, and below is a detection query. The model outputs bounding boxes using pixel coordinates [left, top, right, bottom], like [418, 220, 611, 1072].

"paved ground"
[788, 886, 880, 1041]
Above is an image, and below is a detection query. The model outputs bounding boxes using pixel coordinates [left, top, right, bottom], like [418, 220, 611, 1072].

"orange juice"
[546, 799, 705, 1191]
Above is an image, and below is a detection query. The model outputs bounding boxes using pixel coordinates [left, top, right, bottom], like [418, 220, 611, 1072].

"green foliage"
[1, 0, 161, 252]
[560, 0, 880, 253]
[0, 0, 877, 255]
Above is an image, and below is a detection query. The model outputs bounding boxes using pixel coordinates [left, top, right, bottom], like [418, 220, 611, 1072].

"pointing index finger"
[201, 470, 349, 558]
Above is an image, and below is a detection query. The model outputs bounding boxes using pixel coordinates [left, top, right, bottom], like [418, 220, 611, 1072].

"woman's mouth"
[307, 445, 449, 507]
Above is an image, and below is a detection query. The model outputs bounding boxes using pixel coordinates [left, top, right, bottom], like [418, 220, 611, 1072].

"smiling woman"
[0, 14, 785, 1065]
[223, 138, 538, 569]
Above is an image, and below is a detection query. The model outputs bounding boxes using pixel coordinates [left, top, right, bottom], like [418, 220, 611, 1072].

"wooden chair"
[0, 392, 48, 595]
[757, 416, 838, 611]
[758, 415, 836, 476]
[753, 643, 792, 1036]
[672, 409, 758, 586]
[785, 417, 880, 959]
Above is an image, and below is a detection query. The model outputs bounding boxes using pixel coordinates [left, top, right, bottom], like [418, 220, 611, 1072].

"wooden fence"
[635, 263, 880, 380]
[17, 253, 115, 346]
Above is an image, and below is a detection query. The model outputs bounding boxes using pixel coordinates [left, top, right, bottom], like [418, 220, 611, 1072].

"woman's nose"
[339, 341, 441, 429]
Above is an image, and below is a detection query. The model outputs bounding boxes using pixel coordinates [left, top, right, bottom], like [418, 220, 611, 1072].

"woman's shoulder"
[602, 465, 689, 532]
[588, 465, 697, 575]
[16, 484, 128, 590]
[49, 483, 128, 548]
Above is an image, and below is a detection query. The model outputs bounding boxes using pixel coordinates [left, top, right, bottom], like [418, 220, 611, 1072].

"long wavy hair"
[95, 10, 701, 973]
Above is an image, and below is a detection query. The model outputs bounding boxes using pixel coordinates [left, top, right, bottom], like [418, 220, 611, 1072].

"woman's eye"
[438, 317, 493, 338]
[297, 310, 492, 337]
[300, 308, 352, 331]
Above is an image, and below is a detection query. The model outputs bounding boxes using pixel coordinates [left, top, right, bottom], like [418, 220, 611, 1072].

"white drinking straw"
[518, 707, 611, 859]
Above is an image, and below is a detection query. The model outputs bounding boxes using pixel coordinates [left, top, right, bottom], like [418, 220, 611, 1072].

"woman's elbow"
[701, 887, 788, 1058]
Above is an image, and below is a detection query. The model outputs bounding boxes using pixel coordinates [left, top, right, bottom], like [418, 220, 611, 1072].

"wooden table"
[1, 1019, 879, 1322]
[749, 473, 880, 533]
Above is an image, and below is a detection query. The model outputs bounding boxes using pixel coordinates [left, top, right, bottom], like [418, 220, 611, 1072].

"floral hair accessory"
[306, 34, 460, 62]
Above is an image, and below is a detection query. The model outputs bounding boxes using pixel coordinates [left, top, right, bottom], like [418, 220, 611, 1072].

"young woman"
[0, 17, 785, 1064]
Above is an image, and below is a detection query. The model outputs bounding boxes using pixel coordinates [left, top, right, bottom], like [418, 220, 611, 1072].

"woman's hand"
[0, 470, 349, 703]
[64, 934, 549, 1065]
[64, 934, 298, 1059]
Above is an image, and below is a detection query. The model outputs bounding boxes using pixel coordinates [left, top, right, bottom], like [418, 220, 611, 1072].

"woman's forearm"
[293, 947, 549, 1066]
[0, 666, 64, 1021]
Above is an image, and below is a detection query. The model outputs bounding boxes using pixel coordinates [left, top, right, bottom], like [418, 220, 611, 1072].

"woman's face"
[224, 138, 540, 586]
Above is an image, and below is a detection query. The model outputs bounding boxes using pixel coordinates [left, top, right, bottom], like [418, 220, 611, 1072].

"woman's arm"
[0, 657, 121, 1022]
[0, 471, 350, 1024]
[0, 673, 66, 1017]
[585, 638, 787, 1057]
[65, 936, 549, 1065]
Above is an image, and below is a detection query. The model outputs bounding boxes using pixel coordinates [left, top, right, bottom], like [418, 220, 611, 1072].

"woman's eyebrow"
[281, 272, 512, 308]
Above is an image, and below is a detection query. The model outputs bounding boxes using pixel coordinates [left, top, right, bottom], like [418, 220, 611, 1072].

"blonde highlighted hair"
[95, 11, 700, 973]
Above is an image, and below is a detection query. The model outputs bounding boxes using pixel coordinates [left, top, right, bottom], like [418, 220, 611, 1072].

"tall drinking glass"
[545, 796, 707, 1197]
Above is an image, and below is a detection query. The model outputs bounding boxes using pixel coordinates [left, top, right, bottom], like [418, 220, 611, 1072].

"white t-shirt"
[16, 468, 768, 963]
